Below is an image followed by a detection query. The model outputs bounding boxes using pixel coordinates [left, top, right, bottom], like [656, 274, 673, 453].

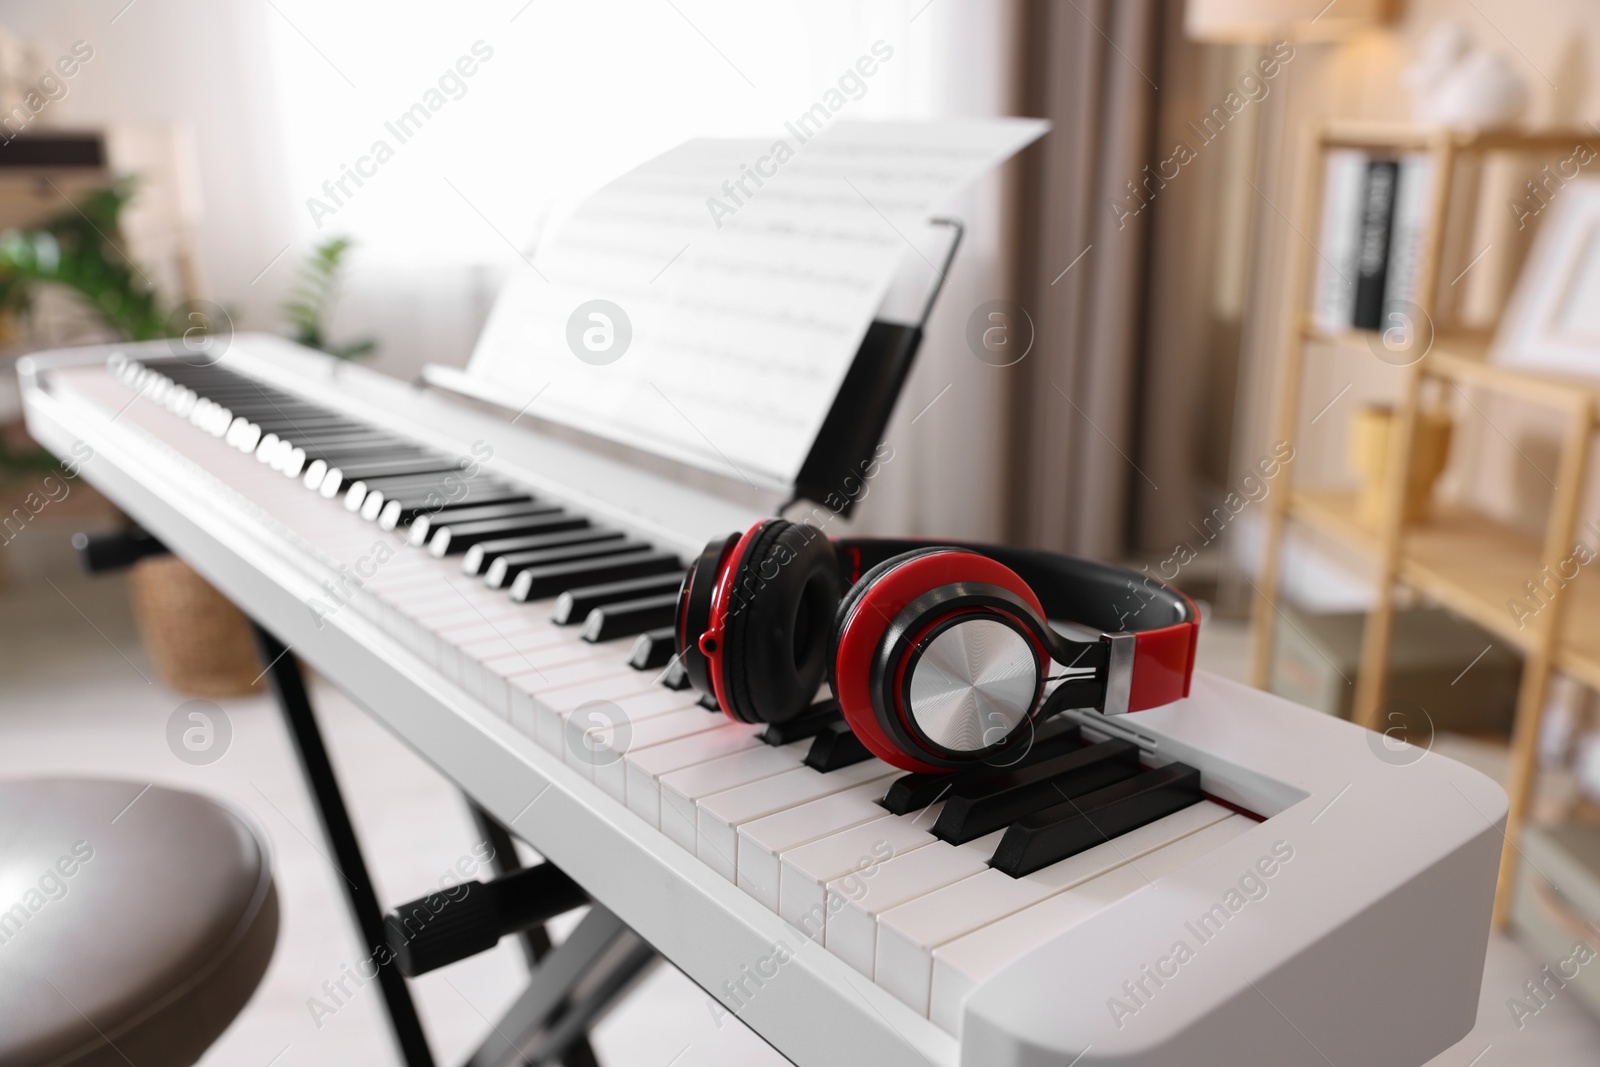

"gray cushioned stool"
[0, 779, 279, 1066]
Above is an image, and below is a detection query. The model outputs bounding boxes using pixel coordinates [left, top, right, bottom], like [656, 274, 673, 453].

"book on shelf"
[1352, 159, 1398, 330]
[1312, 151, 1431, 335]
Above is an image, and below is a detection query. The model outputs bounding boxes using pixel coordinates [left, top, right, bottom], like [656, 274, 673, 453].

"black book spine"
[1351, 159, 1399, 331]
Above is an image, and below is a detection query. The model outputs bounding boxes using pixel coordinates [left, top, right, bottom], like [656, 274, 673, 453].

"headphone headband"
[832, 537, 1199, 715]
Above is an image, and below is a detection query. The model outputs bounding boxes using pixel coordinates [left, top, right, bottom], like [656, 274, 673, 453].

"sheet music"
[467, 118, 1048, 490]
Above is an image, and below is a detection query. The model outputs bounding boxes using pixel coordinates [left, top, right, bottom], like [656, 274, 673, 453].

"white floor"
[2, 561, 1597, 1066]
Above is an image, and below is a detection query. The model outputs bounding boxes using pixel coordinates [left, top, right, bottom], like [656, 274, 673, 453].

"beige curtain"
[1007, 0, 1166, 558]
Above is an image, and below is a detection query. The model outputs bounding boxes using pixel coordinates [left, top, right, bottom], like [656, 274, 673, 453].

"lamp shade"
[1185, 0, 1388, 42]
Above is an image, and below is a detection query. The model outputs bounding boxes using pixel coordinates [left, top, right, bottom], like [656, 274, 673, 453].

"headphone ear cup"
[833, 546, 1032, 773]
[828, 546, 954, 707]
[677, 533, 738, 698]
[720, 521, 841, 724]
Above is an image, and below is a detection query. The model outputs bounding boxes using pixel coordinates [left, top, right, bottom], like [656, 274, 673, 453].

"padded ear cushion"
[677, 533, 738, 697]
[719, 521, 841, 724]
[828, 546, 953, 699]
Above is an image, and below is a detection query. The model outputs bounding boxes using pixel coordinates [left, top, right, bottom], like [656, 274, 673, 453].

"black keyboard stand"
[250, 623, 437, 1065]
[78, 528, 644, 1067]
[458, 804, 614, 1067]
[257, 624, 646, 1067]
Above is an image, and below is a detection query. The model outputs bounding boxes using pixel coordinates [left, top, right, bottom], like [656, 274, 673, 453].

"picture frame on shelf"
[1493, 179, 1600, 377]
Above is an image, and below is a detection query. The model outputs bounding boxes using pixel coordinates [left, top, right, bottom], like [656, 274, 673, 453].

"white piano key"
[488, 641, 620, 677]
[658, 743, 812, 851]
[451, 629, 565, 671]
[450, 623, 559, 653]
[779, 807, 945, 939]
[397, 593, 530, 626]
[928, 814, 1254, 1032]
[696, 762, 896, 882]
[736, 779, 894, 911]
[823, 831, 1005, 972]
[502, 654, 633, 696]
[876, 800, 1235, 1017]
[588, 701, 733, 795]
[563, 694, 713, 777]
[470, 643, 618, 715]
[526, 671, 685, 753]
[380, 590, 499, 625]
[621, 723, 767, 820]
[512, 674, 692, 751]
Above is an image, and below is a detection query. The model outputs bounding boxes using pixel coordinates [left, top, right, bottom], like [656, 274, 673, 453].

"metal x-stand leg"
[253, 622, 655, 1067]
[463, 905, 656, 1067]
[465, 803, 602, 1067]
[250, 623, 436, 1067]
[74, 531, 650, 1067]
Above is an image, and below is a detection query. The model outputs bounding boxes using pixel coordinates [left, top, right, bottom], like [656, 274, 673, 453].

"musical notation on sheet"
[468, 119, 1048, 490]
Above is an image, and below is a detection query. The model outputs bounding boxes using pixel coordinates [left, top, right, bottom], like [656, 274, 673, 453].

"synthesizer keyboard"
[20, 336, 1506, 1067]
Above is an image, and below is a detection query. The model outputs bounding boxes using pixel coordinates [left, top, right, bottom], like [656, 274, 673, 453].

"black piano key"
[370, 487, 525, 522]
[328, 451, 464, 474]
[880, 724, 1085, 815]
[408, 501, 551, 543]
[247, 417, 365, 436]
[485, 540, 648, 589]
[302, 435, 421, 457]
[348, 474, 510, 511]
[628, 627, 678, 670]
[181, 384, 306, 400]
[698, 692, 721, 712]
[551, 572, 686, 625]
[804, 721, 874, 772]
[350, 464, 503, 488]
[579, 593, 679, 643]
[319, 464, 437, 497]
[989, 763, 1203, 878]
[386, 491, 537, 528]
[349, 471, 505, 500]
[661, 659, 691, 690]
[462, 529, 621, 575]
[426, 509, 576, 556]
[240, 410, 361, 427]
[305, 449, 426, 477]
[324, 456, 467, 484]
[931, 739, 1143, 844]
[183, 386, 267, 396]
[245, 419, 379, 438]
[760, 700, 844, 746]
[509, 551, 682, 603]
[205, 403, 328, 421]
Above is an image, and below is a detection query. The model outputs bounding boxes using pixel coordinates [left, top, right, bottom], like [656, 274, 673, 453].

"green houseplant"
[282, 236, 376, 361]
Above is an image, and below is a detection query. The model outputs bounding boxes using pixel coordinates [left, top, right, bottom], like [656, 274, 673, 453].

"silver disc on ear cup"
[905, 618, 1039, 752]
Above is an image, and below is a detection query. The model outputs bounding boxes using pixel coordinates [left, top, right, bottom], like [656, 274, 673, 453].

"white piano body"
[20, 336, 1506, 1067]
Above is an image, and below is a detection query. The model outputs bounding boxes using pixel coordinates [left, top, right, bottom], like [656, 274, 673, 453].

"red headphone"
[674, 519, 1201, 773]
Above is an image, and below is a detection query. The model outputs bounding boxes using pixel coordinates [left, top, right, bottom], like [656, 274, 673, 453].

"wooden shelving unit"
[1250, 122, 1600, 928]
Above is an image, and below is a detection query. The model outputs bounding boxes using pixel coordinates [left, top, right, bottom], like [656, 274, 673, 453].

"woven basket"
[127, 556, 264, 697]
